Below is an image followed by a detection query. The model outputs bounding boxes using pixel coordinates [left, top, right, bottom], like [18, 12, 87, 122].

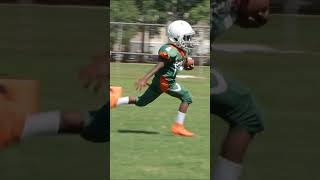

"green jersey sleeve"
[158, 44, 184, 63]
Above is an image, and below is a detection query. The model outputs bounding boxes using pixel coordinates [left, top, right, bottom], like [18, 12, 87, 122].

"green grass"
[0, 4, 108, 180]
[213, 14, 320, 180]
[110, 63, 210, 180]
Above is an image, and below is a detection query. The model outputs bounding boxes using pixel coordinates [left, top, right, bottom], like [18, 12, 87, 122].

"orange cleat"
[0, 110, 26, 149]
[171, 123, 194, 137]
[110, 86, 123, 109]
[0, 78, 39, 149]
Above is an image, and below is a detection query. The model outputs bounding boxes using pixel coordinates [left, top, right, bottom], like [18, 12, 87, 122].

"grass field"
[110, 63, 210, 179]
[0, 4, 108, 180]
[213, 14, 320, 180]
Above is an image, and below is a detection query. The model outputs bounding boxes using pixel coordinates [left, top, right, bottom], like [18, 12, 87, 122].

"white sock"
[213, 156, 242, 180]
[175, 111, 186, 125]
[21, 111, 61, 140]
[117, 97, 129, 106]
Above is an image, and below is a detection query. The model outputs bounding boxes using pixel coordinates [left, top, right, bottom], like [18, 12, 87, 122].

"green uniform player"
[212, 0, 264, 135]
[135, 44, 193, 107]
[116, 20, 196, 137]
[211, 0, 269, 180]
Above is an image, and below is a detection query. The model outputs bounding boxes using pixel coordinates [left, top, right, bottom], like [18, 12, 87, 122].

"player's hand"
[258, 8, 269, 19]
[135, 78, 147, 92]
[236, 0, 269, 28]
[78, 54, 108, 93]
[184, 57, 194, 70]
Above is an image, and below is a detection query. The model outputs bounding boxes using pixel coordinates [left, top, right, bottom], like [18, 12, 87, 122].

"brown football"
[239, 0, 269, 17]
[184, 57, 194, 70]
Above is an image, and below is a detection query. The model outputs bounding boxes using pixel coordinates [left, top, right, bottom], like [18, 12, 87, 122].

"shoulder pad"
[158, 44, 178, 62]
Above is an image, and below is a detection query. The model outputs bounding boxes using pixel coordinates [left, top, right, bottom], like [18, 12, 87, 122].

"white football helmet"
[167, 20, 195, 50]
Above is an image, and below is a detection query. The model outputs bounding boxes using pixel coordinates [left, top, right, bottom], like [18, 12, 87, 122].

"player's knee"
[248, 96, 264, 134]
[81, 105, 109, 142]
[244, 111, 264, 135]
[181, 91, 193, 104]
[135, 97, 150, 107]
[233, 96, 264, 135]
[135, 100, 148, 107]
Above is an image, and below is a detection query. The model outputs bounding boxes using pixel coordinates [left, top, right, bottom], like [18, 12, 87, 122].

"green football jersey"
[211, 0, 239, 41]
[155, 44, 188, 81]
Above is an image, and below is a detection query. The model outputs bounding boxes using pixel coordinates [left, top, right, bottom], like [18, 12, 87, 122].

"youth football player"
[211, 0, 269, 179]
[115, 20, 196, 137]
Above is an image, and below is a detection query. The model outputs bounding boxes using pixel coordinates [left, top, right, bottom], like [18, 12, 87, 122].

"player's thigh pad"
[81, 104, 109, 142]
[166, 83, 192, 104]
[211, 70, 264, 134]
[136, 83, 162, 107]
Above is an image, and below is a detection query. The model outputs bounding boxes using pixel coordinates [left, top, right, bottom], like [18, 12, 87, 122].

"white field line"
[176, 75, 206, 79]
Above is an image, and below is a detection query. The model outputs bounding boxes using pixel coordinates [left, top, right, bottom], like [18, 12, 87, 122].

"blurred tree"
[110, 0, 140, 53]
[187, 0, 210, 24]
[135, 0, 207, 24]
[135, 0, 209, 38]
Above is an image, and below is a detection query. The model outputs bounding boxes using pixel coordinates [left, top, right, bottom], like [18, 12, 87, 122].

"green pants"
[136, 76, 192, 107]
[211, 69, 264, 135]
[81, 104, 109, 142]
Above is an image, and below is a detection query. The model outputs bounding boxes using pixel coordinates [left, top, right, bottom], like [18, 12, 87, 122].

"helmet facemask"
[167, 20, 196, 51]
[174, 31, 195, 51]
[181, 32, 195, 49]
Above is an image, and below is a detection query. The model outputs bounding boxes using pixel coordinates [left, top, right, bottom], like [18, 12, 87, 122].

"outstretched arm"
[78, 53, 108, 93]
[135, 61, 164, 91]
